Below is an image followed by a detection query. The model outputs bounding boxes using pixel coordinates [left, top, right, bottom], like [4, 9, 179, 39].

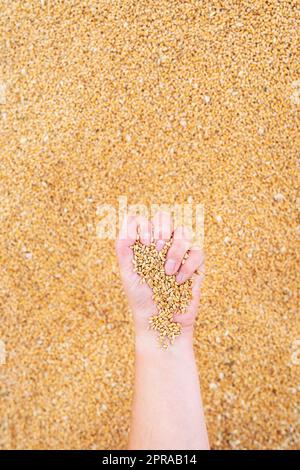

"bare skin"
[116, 212, 209, 450]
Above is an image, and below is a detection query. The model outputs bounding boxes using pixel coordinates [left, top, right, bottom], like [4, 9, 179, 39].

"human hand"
[116, 212, 205, 341]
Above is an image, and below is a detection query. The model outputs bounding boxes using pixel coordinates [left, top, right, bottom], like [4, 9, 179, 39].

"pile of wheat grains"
[132, 239, 192, 348]
[1, 0, 299, 451]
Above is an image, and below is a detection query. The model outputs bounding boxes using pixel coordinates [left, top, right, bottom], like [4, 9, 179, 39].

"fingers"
[174, 269, 205, 325]
[116, 215, 153, 268]
[138, 216, 152, 246]
[115, 215, 138, 268]
[176, 247, 204, 284]
[165, 226, 192, 275]
[116, 213, 200, 285]
[152, 211, 173, 251]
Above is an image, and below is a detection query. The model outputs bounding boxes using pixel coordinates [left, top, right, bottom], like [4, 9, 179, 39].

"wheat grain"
[132, 240, 192, 347]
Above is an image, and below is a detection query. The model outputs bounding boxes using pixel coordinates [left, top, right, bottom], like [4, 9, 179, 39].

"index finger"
[115, 215, 138, 269]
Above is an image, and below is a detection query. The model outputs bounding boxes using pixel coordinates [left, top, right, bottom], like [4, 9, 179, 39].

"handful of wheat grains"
[132, 240, 193, 348]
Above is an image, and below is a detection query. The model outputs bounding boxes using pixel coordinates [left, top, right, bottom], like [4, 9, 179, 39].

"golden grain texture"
[133, 240, 192, 347]
[0, 0, 299, 450]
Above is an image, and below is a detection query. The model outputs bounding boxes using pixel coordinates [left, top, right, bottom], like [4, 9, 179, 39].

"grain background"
[0, 0, 299, 449]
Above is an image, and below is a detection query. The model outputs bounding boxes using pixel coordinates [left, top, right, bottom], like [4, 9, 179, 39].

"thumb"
[115, 215, 138, 274]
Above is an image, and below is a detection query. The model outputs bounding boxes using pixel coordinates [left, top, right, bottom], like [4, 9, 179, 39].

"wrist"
[134, 327, 194, 356]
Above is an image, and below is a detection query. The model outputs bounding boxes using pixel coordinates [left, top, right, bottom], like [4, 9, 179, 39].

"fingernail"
[156, 240, 165, 251]
[176, 273, 185, 284]
[165, 259, 176, 275]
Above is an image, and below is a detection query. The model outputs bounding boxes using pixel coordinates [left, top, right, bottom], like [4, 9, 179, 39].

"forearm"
[129, 330, 209, 450]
